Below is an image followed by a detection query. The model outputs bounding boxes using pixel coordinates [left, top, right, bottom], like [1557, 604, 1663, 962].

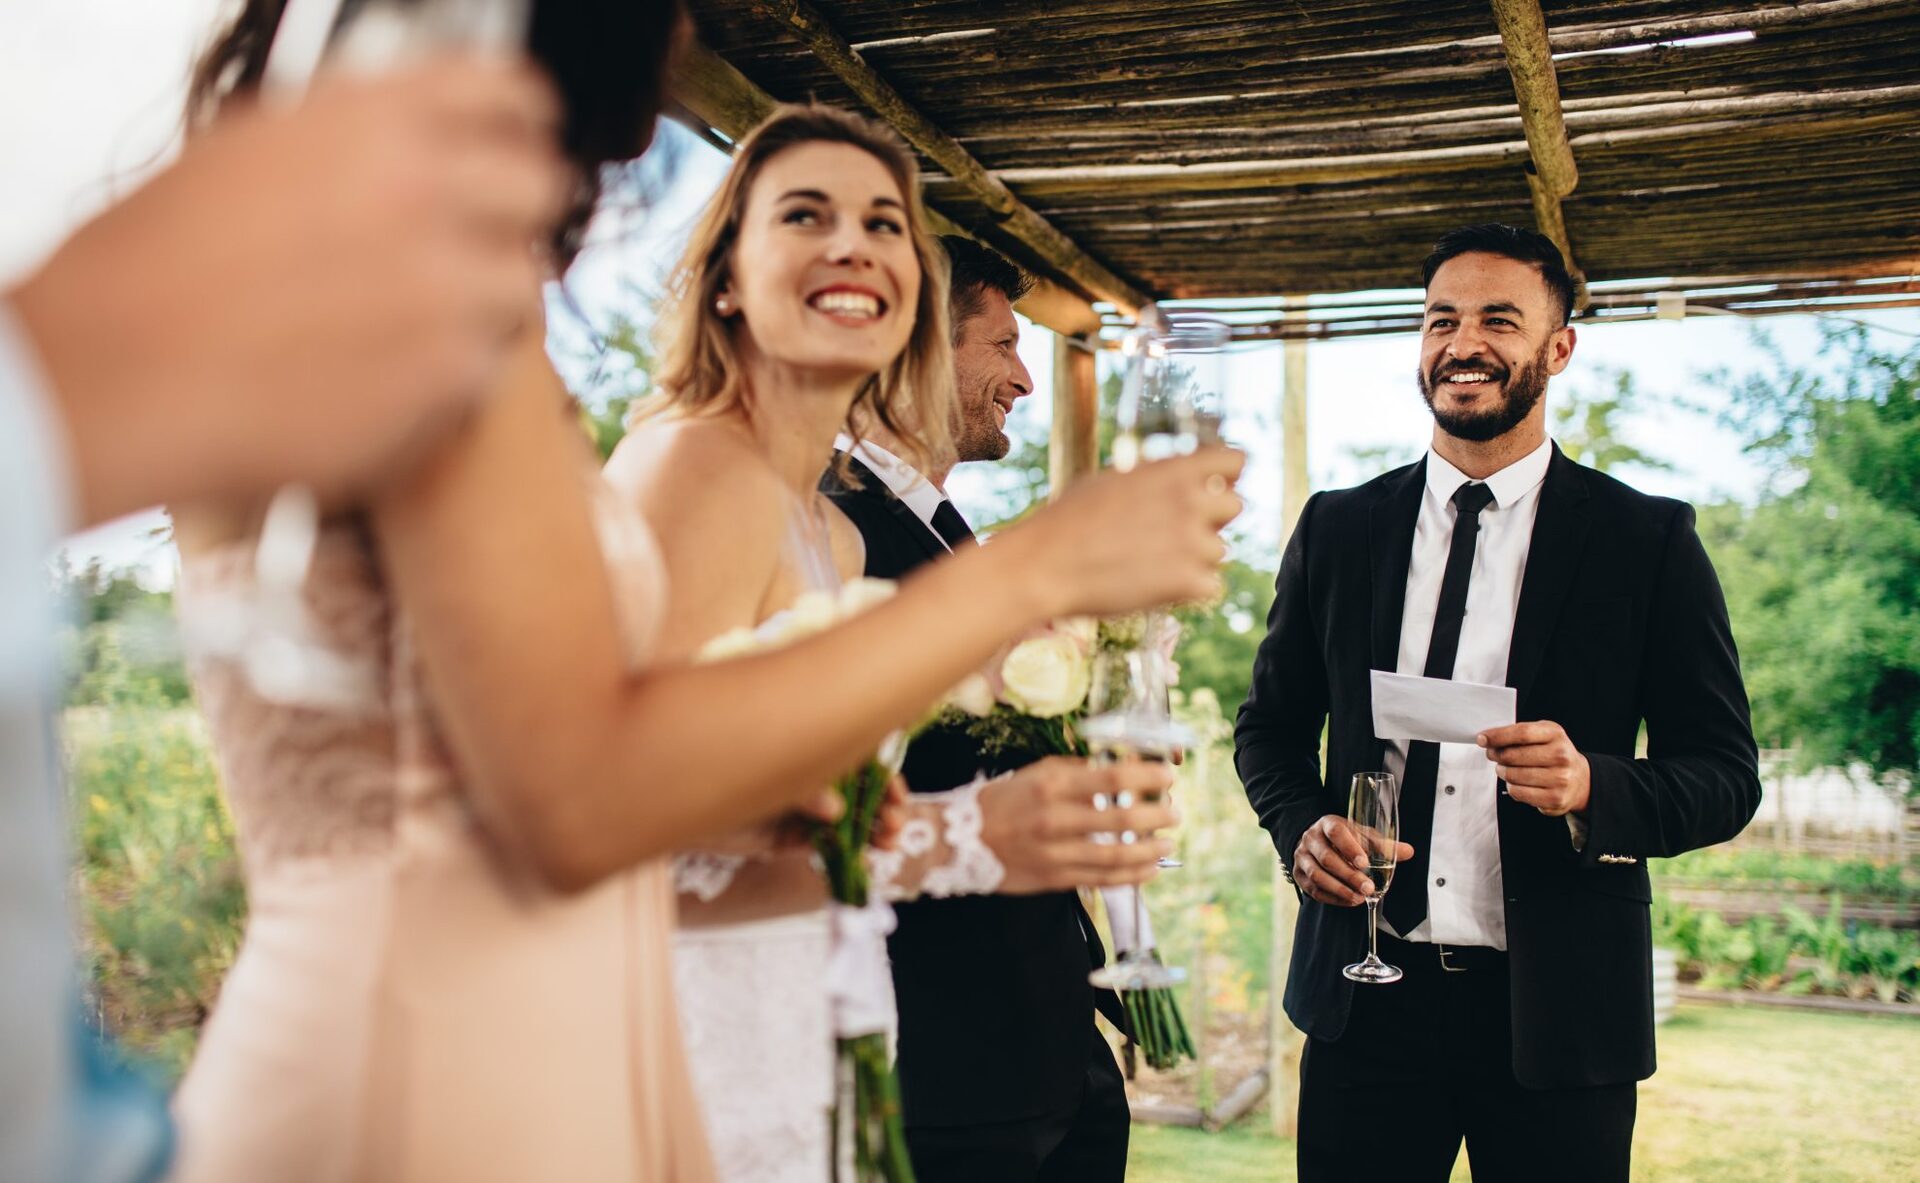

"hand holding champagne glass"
[1341, 772, 1404, 984]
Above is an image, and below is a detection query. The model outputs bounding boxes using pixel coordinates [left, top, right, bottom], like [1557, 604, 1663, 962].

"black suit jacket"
[1234, 446, 1761, 1088]
[822, 458, 1123, 1128]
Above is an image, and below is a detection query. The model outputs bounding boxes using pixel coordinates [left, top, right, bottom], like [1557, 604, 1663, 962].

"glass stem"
[1366, 896, 1381, 963]
[1132, 885, 1147, 962]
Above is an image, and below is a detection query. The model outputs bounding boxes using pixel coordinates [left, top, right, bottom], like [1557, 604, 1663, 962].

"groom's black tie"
[1385, 480, 1497, 935]
[929, 500, 977, 550]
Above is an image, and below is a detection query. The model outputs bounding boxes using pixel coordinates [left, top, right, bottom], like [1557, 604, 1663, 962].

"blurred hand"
[8, 55, 572, 525]
[998, 447, 1245, 620]
[982, 756, 1179, 893]
[869, 775, 909, 851]
[1291, 815, 1415, 907]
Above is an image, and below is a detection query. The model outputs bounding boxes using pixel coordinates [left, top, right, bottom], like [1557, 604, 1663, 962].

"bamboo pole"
[744, 0, 1152, 314]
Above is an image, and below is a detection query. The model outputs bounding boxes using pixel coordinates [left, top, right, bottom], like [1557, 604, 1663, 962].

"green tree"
[1552, 366, 1673, 475]
[1171, 555, 1277, 716]
[1699, 328, 1919, 783]
[567, 307, 658, 461]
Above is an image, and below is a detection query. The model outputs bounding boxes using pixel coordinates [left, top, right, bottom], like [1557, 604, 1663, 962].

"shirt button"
[1435, 877, 1447, 887]
[1444, 784, 1457, 795]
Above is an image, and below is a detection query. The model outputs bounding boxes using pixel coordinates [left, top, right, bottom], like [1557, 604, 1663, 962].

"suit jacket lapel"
[1505, 444, 1593, 705]
[1368, 459, 1426, 674]
[1366, 461, 1425, 769]
[844, 456, 948, 565]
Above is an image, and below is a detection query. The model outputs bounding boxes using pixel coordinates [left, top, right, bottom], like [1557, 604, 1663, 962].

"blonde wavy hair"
[645, 104, 954, 474]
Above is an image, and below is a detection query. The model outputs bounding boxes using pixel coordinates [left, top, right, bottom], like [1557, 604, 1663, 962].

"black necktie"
[1384, 480, 1498, 935]
[929, 500, 976, 550]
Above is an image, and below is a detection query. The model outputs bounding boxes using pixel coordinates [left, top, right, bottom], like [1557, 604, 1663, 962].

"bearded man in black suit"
[1236, 223, 1763, 1182]
[822, 236, 1132, 1182]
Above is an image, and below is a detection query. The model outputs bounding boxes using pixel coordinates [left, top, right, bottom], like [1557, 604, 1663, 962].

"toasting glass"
[1341, 772, 1404, 985]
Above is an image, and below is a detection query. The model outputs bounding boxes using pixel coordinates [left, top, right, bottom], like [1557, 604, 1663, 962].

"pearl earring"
[714, 295, 734, 315]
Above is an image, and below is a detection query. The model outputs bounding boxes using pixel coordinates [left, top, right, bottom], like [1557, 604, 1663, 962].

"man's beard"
[1418, 339, 1550, 443]
[953, 379, 1010, 462]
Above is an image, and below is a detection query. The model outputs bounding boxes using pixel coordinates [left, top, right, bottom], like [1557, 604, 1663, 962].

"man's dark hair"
[1420, 223, 1576, 326]
[939, 235, 1033, 336]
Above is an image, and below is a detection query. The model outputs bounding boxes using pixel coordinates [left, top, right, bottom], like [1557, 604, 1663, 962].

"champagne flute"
[1341, 772, 1403, 985]
[1082, 638, 1187, 869]
[1083, 643, 1187, 991]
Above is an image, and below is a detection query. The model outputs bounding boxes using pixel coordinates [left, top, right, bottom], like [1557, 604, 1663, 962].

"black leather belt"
[1379, 932, 1506, 974]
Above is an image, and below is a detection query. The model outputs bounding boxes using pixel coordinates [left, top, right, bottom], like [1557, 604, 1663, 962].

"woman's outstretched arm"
[373, 331, 1241, 892]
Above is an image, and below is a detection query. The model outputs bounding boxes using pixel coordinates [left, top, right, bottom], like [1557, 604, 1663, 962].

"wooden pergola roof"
[672, 0, 1920, 340]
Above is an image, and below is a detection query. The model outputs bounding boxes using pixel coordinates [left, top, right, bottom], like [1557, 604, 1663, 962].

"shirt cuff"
[1566, 813, 1589, 852]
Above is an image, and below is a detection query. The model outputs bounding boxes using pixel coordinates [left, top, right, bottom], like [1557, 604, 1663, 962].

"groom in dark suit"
[1236, 224, 1762, 1182]
[822, 236, 1132, 1182]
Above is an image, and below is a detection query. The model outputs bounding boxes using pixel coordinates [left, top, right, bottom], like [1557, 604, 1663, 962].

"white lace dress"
[670, 504, 1004, 1183]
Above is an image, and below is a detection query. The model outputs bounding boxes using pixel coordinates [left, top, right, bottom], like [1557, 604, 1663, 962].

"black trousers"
[1298, 933, 1636, 1183]
[905, 1026, 1129, 1183]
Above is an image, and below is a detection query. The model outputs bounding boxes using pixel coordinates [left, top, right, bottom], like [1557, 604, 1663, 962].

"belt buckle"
[1436, 944, 1467, 973]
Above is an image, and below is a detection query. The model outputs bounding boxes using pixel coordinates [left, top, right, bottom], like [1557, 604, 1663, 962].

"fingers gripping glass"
[1341, 772, 1404, 985]
[181, 0, 529, 710]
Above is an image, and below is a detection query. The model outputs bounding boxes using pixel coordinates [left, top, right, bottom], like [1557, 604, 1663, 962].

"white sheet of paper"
[1370, 670, 1517, 745]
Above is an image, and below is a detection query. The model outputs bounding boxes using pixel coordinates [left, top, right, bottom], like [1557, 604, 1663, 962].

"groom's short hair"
[1421, 223, 1576, 326]
[939, 235, 1032, 339]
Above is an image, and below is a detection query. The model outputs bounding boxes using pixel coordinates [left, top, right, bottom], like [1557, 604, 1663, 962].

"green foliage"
[67, 708, 243, 1078]
[568, 307, 657, 461]
[1698, 328, 1920, 782]
[1551, 366, 1674, 475]
[1654, 845, 1920, 900]
[1172, 557, 1277, 718]
[54, 558, 190, 709]
[1653, 893, 1920, 1002]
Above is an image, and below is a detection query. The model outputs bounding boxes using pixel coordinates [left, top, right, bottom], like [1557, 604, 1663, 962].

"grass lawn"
[1128, 1002, 1920, 1182]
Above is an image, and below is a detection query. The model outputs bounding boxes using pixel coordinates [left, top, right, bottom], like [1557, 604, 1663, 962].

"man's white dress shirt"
[833, 434, 952, 549]
[1380, 438, 1552, 951]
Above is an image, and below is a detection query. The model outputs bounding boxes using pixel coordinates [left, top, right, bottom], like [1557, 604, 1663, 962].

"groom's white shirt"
[832, 433, 953, 551]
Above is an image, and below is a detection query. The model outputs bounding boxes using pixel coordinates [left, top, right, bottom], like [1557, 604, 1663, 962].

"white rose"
[837, 577, 898, 617]
[945, 673, 998, 717]
[1000, 634, 1093, 718]
[766, 590, 839, 644]
[1054, 616, 1098, 650]
[698, 627, 761, 663]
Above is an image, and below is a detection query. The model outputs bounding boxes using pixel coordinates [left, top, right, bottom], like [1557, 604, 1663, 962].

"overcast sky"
[7, 2, 1914, 583]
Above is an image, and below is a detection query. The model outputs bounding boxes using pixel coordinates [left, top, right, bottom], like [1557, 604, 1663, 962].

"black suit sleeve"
[1235, 491, 1331, 873]
[1581, 502, 1762, 864]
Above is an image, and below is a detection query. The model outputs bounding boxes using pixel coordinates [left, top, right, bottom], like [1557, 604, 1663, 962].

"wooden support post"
[1050, 333, 1100, 498]
[1269, 303, 1311, 1138]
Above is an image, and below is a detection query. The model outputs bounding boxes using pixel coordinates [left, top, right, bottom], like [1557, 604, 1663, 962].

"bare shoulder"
[604, 416, 789, 550]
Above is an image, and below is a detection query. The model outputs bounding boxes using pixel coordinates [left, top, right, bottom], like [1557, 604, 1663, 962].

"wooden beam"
[668, 43, 1104, 339]
[745, 0, 1152, 315]
[1049, 333, 1100, 496]
[1491, 0, 1587, 306]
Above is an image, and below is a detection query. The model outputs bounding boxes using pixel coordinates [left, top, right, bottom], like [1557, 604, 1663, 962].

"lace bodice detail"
[177, 478, 667, 869]
[178, 520, 407, 864]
